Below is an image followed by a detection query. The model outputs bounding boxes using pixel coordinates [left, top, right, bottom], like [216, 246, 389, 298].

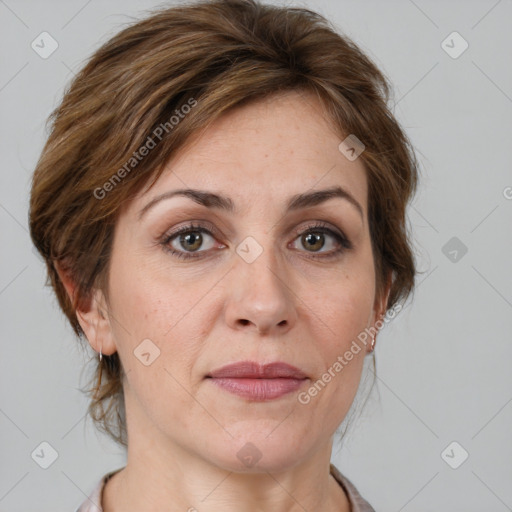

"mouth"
[206, 361, 309, 401]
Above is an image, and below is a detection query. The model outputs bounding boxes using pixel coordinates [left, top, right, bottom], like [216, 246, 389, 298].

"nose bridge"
[224, 234, 296, 333]
[237, 235, 289, 304]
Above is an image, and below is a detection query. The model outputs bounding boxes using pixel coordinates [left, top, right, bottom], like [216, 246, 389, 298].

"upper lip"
[207, 361, 308, 379]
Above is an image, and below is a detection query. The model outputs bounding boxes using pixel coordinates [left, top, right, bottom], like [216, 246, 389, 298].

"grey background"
[1, 0, 511, 510]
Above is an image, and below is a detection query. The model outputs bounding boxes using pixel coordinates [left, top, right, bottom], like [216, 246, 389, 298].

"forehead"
[131, 90, 368, 216]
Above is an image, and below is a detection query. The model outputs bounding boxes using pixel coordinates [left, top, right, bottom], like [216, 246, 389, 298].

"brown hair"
[29, 0, 418, 447]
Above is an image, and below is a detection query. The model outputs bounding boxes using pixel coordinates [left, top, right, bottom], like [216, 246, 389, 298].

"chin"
[199, 422, 317, 474]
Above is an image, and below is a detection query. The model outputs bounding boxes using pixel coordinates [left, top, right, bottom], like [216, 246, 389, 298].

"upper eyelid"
[158, 205, 350, 236]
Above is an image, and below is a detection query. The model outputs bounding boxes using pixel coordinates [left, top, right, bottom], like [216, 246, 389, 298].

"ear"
[54, 261, 117, 357]
[368, 271, 392, 350]
[373, 272, 392, 322]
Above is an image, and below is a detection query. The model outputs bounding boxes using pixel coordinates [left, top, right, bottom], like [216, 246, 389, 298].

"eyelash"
[160, 221, 352, 261]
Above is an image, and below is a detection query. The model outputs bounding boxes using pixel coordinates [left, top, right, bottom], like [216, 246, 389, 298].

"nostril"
[239, 319, 250, 326]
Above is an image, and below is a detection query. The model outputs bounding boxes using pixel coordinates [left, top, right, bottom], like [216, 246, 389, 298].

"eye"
[161, 222, 224, 259]
[289, 222, 351, 259]
[160, 221, 351, 261]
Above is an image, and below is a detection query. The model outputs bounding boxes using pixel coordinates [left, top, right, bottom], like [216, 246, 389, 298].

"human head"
[29, 0, 418, 449]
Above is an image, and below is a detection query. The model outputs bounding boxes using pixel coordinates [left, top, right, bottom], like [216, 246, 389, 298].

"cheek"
[304, 254, 375, 400]
[108, 246, 198, 335]
[106, 263, 212, 426]
[301, 286, 373, 431]
[317, 291, 373, 391]
[311, 263, 375, 347]
[107, 251, 219, 378]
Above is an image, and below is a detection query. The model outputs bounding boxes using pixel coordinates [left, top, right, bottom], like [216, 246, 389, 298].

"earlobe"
[375, 271, 392, 319]
[77, 291, 117, 357]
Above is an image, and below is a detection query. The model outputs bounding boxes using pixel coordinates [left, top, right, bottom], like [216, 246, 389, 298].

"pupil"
[181, 232, 202, 251]
[303, 232, 323, 252]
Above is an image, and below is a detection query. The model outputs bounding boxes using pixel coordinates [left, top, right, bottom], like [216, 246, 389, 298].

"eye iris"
[180, 232, 203, 251]
[302, 232, 324, 252]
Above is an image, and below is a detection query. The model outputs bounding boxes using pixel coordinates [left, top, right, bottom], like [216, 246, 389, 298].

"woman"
[29, 0, 418, 510]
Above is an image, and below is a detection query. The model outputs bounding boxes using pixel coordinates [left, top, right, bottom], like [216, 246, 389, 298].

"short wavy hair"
[29, 0, 418, 447]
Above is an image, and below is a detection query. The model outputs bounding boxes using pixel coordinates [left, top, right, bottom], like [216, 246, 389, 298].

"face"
[84, 90, 387, 472]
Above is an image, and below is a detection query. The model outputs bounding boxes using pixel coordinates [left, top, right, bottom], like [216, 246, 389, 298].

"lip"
[206, 361, 308, 401]
[208, 361, 307, 379]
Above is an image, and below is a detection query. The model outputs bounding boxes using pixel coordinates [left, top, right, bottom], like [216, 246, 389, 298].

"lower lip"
[208, 377, 307, 400]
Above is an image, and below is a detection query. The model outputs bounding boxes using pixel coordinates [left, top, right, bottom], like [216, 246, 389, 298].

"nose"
[224, 243, 297, 336]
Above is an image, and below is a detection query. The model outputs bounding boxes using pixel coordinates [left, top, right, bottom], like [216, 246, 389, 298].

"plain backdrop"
[1, 0, 511, 511]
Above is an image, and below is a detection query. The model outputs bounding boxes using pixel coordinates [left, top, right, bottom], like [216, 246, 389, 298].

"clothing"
[330, 463, 376, 512]
[76, 463, 375, 512]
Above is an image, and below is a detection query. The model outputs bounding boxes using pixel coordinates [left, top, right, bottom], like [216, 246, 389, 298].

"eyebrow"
[138, 185, 363, 221]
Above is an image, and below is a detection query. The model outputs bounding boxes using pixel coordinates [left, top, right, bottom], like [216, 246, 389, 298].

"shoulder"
[330, 463, 376, 512]
[75, 467, 124, 512]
